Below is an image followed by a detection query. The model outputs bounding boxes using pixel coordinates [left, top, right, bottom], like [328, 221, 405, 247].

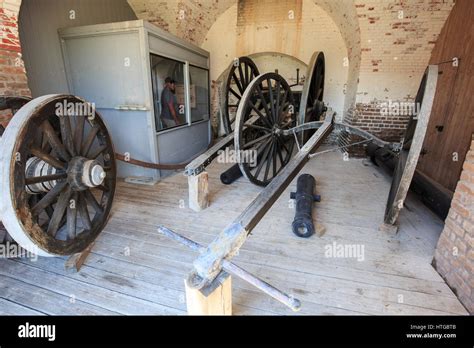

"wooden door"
[417, 0, 474, 192]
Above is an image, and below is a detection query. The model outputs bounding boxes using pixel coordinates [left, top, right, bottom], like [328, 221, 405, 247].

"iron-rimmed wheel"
[298, 52, 325, 143]
[0, 94, 116, 256]
[222, 56, 260, 134]
[384, 66, 437, 224]
[234, 73, 296, 187]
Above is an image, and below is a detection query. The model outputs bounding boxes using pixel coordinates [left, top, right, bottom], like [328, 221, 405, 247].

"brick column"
[433, 134, 474, 313]
[0, 0, 30, 128]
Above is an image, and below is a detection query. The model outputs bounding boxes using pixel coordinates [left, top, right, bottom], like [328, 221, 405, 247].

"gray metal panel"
[19, 0, 137, 97]
[98, 108, 157, 179]
[157, 121, 211, 177]
[61, 31, 146, 107]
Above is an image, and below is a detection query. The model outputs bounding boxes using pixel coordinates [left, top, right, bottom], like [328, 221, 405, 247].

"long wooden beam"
[189, 111, 335, 288]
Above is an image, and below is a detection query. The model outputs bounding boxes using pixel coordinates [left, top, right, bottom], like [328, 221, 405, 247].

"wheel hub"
[67, 156, 106, 191]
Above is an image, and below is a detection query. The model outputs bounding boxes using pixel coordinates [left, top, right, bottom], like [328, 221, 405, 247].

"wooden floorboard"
[0, 148, 468, 315]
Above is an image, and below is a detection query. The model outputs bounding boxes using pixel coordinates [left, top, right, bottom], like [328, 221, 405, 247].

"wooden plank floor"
[0, 148, 468, 315]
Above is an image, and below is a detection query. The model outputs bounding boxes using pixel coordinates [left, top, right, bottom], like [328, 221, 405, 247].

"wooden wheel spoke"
[74, 115, 86, 153]
[30, 147, 66, 170]
[77, 192, 92, 230]
[47, 186, 72, 237]
[67, 192, 78, 240]
[232, 72, 244, 95]
[248, 100, 273, 129]
[229, 87, 241, 100]
[276, 138, 285, 167]
[278, 89, 289, 121]
[59, 115, 76, 156]
[276, 135, 291, 158]
[238, 64, 246, 88]
[254, 139, 273, 178]
[25, 172, 67, 185]
[88, 144, 108, 159]
[243, 133, 272, 150]
[255, 137, 272, 154]
[41, 120, 70, 161]
[267, 78, 276, 123]
[256, 85, 272, 122]
[95, 184, 109, 192]
[263, 141, 275, 182]
[81, 125, 100, 157]
[84, 189, 103, 214]
[31, 181, 68, 216]
[245, 124, 271, 132]
[272, 142, 278, 177]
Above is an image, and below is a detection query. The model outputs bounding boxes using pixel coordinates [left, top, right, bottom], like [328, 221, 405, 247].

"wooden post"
[184, 271, 232, 315]
[65, 242, 95, 272]
[188, 171, 209, 211]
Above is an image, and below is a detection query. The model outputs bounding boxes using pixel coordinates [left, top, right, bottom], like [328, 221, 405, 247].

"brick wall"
[346, 101, 412, 142]
[433, 135, 474, 313]
[0, 0, 30, 127]
[344, 0, 454, 146]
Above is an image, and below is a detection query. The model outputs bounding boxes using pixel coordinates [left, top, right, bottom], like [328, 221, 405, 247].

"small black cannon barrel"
[220, 163, 243, 185]
[291, 174, 320, 238]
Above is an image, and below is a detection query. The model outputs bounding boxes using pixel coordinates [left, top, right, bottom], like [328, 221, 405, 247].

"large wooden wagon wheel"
[0, 94, 116, 256]
[298, 51, 325, 143]
[234, 73, 296, 187]
[384, 66, 438, 224]
[222, 56, 260, 134]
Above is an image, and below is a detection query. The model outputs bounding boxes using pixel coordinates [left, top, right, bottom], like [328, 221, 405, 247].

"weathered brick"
[434, 135, 474, 314]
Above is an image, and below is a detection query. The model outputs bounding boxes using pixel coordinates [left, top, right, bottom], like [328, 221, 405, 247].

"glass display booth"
[59, 20, 211, 181]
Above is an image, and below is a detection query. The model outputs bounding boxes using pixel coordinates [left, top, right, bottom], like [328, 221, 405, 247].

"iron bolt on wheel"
[0, 94, 116, 256]
[234, 73, 296, 187]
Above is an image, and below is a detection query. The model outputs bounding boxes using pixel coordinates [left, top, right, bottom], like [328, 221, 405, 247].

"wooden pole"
[184, 271, 232, 315]
[188, 171, 209, 211]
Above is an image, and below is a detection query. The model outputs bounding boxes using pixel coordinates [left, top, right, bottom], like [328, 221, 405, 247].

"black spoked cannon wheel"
[234, 73, 296, 187]
[0, 94, 116, 256]
[222, 56, 260, 134]
[298, 52, 325, 143]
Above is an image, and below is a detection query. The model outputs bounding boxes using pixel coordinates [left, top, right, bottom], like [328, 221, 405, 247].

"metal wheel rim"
[234, 73, 296, 187]
[222, 56, 260, 134]
[0, 94, 116, 256]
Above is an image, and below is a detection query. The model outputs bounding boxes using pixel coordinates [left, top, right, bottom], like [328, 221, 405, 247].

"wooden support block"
[184, 271, 232, 315]
[65, 241, 95, 272]
[188, 171, 209, 212]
